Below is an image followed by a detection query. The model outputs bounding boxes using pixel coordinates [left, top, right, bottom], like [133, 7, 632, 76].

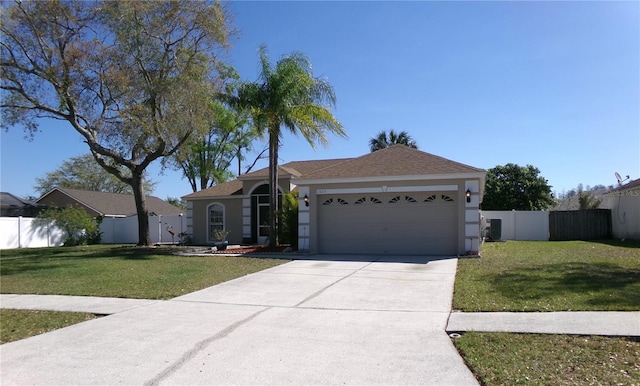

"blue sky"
[1, 1, 638, 200]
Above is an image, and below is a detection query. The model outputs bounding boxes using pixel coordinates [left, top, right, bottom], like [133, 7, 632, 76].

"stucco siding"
[190, 198, 244, 245]
[606, 192, 640, 240]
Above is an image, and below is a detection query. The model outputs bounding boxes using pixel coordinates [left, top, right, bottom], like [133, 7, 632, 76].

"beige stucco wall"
[187, 177, 293, 246]
[189, 197, 244, 245]
[605, 190, 640, 240]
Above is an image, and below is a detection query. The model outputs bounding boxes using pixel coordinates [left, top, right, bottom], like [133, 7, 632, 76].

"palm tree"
[369, 130, 418, 152]
[238, 45, 346, 246]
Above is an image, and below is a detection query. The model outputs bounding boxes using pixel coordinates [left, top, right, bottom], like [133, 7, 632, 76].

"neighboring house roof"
[184, 145, 485, 199]
[36, 187, 184, 217]
[612, 178, 640, 192]
[0, 192, 46, 217]
[298, 145, 485, 181]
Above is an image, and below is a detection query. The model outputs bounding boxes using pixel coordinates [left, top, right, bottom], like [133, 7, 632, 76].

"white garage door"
[317, 192, 458, 255]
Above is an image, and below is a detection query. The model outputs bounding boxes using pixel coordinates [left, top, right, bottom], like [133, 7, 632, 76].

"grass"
[453, 332, 640, 386]
[452, 240, 640, 385]
[1, 244, 287, 342]
[1, 309, 97, 344]
[0, 244, 288, 299]
[453, 240, 640, 312]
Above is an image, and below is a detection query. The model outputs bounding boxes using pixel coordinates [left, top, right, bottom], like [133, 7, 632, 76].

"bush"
[278, 191, 298, 248]
[37, 206, 100, 246]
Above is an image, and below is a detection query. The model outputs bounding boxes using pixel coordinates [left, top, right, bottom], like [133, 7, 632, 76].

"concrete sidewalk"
[447, 311, 640, 337]
[3, 294, 637, 337]
[0, 257, 479, 385]
[0, 294, 158, 315]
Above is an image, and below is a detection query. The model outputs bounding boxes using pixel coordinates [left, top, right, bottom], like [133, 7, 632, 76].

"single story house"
[183, 145, 486, 256]
[36, 187, 184, 218]
[604, 178, 640, 240]
[0, 192, 46, 217]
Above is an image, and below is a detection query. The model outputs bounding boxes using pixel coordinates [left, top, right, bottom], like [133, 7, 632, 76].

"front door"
[257, 203, 270, 244]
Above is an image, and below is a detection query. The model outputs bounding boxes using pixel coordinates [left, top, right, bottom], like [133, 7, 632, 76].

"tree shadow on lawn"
[590, 239, 640, 249]
[0, 246, 166, 276]
[487, 262, 640, 310]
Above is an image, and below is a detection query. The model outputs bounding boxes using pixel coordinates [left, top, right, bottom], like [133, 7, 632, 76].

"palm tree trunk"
[268, 131, 279, 247]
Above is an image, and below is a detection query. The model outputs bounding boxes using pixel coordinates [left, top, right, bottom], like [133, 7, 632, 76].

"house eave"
[237, 173, 297, 181]
[184, 195, 246, 201]
[295, 172, 487, 186]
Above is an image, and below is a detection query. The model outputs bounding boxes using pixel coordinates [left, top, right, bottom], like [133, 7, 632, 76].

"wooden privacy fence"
[549, 209, 612, 241]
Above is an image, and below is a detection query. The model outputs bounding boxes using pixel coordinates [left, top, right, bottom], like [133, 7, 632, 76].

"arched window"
[207, 203, 225, 242]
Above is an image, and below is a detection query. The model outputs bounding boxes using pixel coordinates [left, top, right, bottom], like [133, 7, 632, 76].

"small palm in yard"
[235, 45, 346, 247]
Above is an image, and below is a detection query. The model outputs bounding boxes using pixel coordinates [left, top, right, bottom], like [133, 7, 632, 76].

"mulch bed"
[209, 245, 293, 255]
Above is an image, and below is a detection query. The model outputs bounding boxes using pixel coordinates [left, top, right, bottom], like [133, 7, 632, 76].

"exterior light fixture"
[466, 189, 472, 203]
[304, 194, 309, 207]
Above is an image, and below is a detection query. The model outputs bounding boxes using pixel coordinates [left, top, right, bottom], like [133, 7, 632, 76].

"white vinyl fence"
[101, 214, 187, 244]
[0, 217, 65, 249]
[480, 210, 550, 241]
[1, 214, 187, 249]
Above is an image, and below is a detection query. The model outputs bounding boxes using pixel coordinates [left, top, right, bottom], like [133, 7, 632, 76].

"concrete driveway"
[0, 256, 478, 385]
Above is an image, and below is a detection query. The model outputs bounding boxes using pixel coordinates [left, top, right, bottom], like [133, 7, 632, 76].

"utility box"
[489, 218, 502, 241]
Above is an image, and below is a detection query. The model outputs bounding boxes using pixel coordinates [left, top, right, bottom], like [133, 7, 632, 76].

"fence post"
[18, 216, 22, 248]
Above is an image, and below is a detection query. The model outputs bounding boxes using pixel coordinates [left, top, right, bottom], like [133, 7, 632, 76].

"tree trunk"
[268, 131, 279, 247]
[131, 171, 151, 246]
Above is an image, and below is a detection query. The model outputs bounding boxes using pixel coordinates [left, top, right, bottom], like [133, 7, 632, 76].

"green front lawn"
[1, 245, 287, 299]
[1, 245, 287, 343]
[454, 332, 640, 386]
[452, 240, 640, 385]
[1, 309, 97, 344]
[453, 240, 640, 312]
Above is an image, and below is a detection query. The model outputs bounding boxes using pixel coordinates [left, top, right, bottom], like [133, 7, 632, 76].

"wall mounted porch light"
[466, 189, 472, 203]
[304, 194, 310, 207]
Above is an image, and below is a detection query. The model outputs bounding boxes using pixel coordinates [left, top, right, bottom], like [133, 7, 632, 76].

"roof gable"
[37, 188, 184, 217]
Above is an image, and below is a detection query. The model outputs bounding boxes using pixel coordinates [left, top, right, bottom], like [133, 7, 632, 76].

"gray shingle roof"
[182, 180, 244, 199]
[299, 145, 485, 180]
[184, 159, 351, 199]
[184, 146, 485, 199]
[239, 159, 351, 179]
[1, 192, 45, 217]
[38, 188, 184, 217]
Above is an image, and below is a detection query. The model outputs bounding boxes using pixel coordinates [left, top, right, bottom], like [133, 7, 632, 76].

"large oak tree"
[1, 0, 231, 245]
[34, 154, 157, 196]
